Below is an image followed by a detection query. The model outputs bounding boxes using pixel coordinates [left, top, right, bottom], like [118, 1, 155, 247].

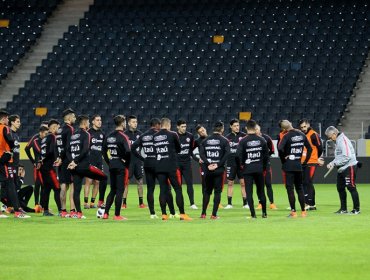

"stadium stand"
[4, 0, 370, 140]
[0, 0, 60, 82]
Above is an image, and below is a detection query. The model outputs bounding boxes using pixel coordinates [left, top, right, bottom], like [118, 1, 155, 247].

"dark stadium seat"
[4, 0, 370, 140]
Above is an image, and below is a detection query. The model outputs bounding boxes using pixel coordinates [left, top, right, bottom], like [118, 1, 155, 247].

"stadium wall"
[20, 157, 369, 185]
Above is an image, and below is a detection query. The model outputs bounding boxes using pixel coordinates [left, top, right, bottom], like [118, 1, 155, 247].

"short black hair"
[299, 119, 310, 126]
[113, 115, 126, 127]
[18, 164, 24, 169]
[213, 121, 224, 132]
[177, 118, 186, 126]
[195, 124, 204, 132]
[246, 119, 257, 131]
[127, 115, 137, 121]
[77, 115, 89, 125]
[39, 125, 49, 132]
[48, 119, 60, 127]
[41, 121, 49, 126]
[9, 114, 20, 124]
[62, 108, 75, 118]
[91, 114, 101, 121]
[150, 118, 160, 127]
[229, 118, 239, 126]
[0, 109, 9, 119]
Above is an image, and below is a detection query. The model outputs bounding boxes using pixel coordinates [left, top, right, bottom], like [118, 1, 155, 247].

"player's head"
[246, 119, 257, 134]
[195, 124, 207, 137]
[279, 120, 293, 131]
[0, 109, 9, 125]
[150, 118, 161, 129]
[229, 119, 240, 133]
[161, 118, 171, 130]
[113, 115, 126, 130]
[41, 121, 49, 128]
[62, 108, 76, 124]
[255, 124, 261, 135]
[91, 114, 102, 129]
[77, 115, 89, 129]
[39, 125, 49, 138]
[127, 115, 138, 130]
[299, 119, 311, 133]
[18, 164, 25, 177]
[177, 119, 187, 134]
[48, 119, 60, 134]
[325, 126, 339, 141]
[213, 121, 224, 134]
[9, 114, 21, 131]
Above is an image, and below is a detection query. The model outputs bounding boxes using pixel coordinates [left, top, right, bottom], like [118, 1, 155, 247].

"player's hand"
[318, 157, 325, 166]
[67, 161, 77, 170]
[54, 157, 62, 166]
[199, 159, 204, 164]
[327, 162, 334, 169]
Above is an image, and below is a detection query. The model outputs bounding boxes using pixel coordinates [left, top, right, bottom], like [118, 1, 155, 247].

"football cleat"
[287, 211, 297, 218]
[180, 214, 193, 221]
[301, 211, 308, 217]
[269, 203, 278, 210]
[113, 215, 127, 221]
[84, 203, 90, 209]
[190, 204, 198, 210]
[0, 214, 9, 218]
[14, 212, 31, 219]
[242, 204, 250, 209]
[102, 213, 109, 219]
[200, 214, 206, 219]
[121, 204, 127, 209]
[224, 204, 233, 209]
[150, 214, 159, 219]
[349, 209, 360, 215]
[256, 203, 262, 210]
[169, 213, 180, 219]
[34, 204, 42, 213]
[262, 213, 267, 218]
[210, 215, 219, 220]
[161, 214, 169, 221]
[139, 203, 147, 209]
[43, 211, 54, 217]
[334, 209, 348, 214]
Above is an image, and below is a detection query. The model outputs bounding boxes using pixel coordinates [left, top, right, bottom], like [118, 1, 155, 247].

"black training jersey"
[199, 133, 230, 171]
[176, 131, 195, 163]
[125, 129, 142, 162]
[131, 128, 158, 168]
[10, 129, 20, 167]
[40, 133, 58, 170]
[88, 127, 105, 166]
[66, 128, 91, 167]
[56, 123, 74, 161]
[226, 131, 246, 166]
[192, 135, 206, 163]
[237, 134, 269, 174]
[25, 134, 42, 164]
[103, 130, 131, 170]
[261, 133, 274, 167]
[278, 129, 312, 172]
[153, 129, 181, 173]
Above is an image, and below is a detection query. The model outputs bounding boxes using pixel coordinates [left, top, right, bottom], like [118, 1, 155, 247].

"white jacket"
[330, 133, 357, 173]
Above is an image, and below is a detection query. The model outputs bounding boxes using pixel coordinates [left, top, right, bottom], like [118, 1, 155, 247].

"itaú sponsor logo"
[142, 135, 153, 141]
[247, 140, 261, 147]
[207, 139, 220, 145]
[291, 135, 303, 142]
[71, 134, 80, 140]
[154, 135, 167, 141]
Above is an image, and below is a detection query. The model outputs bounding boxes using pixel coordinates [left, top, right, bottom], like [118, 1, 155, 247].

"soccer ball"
[96, 205, 105, 218]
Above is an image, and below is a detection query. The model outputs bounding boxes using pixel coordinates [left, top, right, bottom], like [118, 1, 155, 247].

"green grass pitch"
[2, 184, 370, 280]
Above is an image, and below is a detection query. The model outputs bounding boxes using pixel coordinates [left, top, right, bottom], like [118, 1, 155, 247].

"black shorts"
[129, 160, 144, 180]
[58, 161, 73, 184]
[90, 161, 104, 172]
[226, 165, 242, 181]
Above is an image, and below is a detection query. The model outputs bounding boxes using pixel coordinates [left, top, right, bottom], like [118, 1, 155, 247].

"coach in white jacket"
[325, 126, 360, 214]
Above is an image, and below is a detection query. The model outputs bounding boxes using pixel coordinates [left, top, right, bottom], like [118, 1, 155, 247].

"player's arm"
[218, 139, 231, 167]
[199, 141, 209, 165]
[235, 141, 243, 169]
[102, 138, 110, 165]
[131, 137, 145, 161]
[277, 134, 287, 163]
[266, 135, 275, 156]
[173, 133, 181, 153]
[302, 136, 313, 165]
[311, 133, 323, 157]
[3, 126, 15, 149]
[25, 136, 36, 164]
[120, 136, 131, 166]
[262, 140, 269, 170]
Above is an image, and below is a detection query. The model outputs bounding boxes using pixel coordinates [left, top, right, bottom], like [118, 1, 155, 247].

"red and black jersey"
[10, 129, 20, 167]
[199, 133, 230, 171]
[278, 130, 312, 172]
[176, 131, 195, 163]
[125, 129, 142, 163]
[153, 129, 181, 173]
[237, 133, 269, 174]
[40, 133, 58, 170]
[56, 123, 74, 161]
[88, 127, 105, 166]
[103, 130, 131, 170]
[25, 133, 42, 164]
[226, 131, 246, 166]
[66, 128, 91, 168]
[131, 128, 158, 168]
